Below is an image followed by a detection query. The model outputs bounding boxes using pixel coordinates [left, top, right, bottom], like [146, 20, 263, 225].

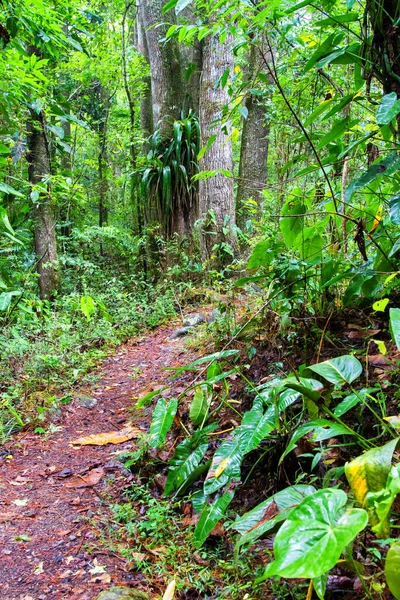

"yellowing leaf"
[71, 425, 141, 446]
[163, 580, 176, 600]
[370, 205, 383, 234]
[33, 562, 44, 575]
[385, 416, 400, 429]
[214, 457, 229, 478]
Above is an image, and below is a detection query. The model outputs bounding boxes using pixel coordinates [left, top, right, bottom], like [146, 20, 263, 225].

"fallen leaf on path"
[9, 476, 32, 486]
[13, 498, 28, 506]
[65, 467, 104, 488]
[66, 555, 75, 565]
[163, 580, 176, 600]
[71, 425, 141, 446]
[33, 561, 44, 575]
[89, 558, 111, 583]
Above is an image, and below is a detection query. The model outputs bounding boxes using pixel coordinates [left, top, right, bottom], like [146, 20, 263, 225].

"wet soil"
[0, 320, 202, 600]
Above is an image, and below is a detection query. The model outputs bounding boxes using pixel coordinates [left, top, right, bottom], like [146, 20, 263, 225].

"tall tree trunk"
[199, 32, 235, 262]
[140, 0, 184, 138]
[137, 0, 154, 150]
[236, 42, 272, 227]
[122, 1, 143, 237]
[365, 0, 400, 134]
[27, 109, 60, 299]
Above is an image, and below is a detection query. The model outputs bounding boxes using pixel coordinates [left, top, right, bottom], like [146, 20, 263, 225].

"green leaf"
[0, 290, 21, 311]
[258, 489, 368, 580]
[345, 438, 398, 507]
[280, 196, 306, 249]
[389, 193, 400, 225]
[376, 93, 400, 126]
[80, 296, 95, 321]
[136, 387, 169, 408]
[165, 443, 208, 495]
[198, 134, 217, 161]
[233, 485, 316, 534]
[194, 491, 234, 547]
[345, 153, 400, 203]
[281, 419, 354, 463]
[294, 228, 323, 262]
[237, 405, 276, 454]
[189, 386, 210, 426]
[333, 392, 363, 417]
[283, 376, 323, 402]
[390, 308, 400, 349]
[247, 240, 274, 269]
[317, 117, 356, 149]
[175, 0, 193, 12]
[0, 182, 24, 197]
[148, 398, 178, 448]
[307, 355, 362, 385]
[385, 542, 400, 599]
[204, 437, 243, 495]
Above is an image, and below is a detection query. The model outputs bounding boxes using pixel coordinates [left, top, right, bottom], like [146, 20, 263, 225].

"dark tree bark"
[236, 42, 272, 227]
[199, 32, 235, 262]
[365, 0, 400, 133]
[27, 109, 60, 299]
[137, 1, 154, 150]
[140, 0, 184, 138]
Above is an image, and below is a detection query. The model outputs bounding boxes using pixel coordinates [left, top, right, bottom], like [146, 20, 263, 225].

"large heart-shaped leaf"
[194, 491, 234, 547]
[233, 486, 316, 561]
[345, 438, 398, 507]
[308, 355, 362, 385]
[385, 542, 400, 599]
[390, 308, 400, 349]
[149, 398, 178, 448]
[283, 376, 323, 402]
[280, 419, 354, 463]
[258, 489, 368, 580]
[233, 485, 316, 534]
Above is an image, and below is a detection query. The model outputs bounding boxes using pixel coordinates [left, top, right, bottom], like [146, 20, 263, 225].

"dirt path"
[0, 319, 202, 600]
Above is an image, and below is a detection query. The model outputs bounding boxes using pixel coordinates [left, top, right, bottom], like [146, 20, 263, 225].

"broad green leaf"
[345, 438, 398, 507]
[169, 350, 239, 378]
[198, 134, 217, 161]
[80, 296, 95, 321]
[304, 99, 332, 126]
[322, 93, 357, 121]
[283, 376, 323, 402]
[366, 466, 400, 536]
[0, 290, 21, 311]
[148, 398, 178, 448]
[247, 240, 274, 269]
[136, 387, 169, 408]
[390, 308, 400, 349]
[304, 32, 345, 72]
[233, 485, 316, 534]
[194, 491, 234, 547]
[337, 131, 376, 160]
[281, 419, 354, 463]
[345, 153, 400, 203]
[307, 355, 362, 385]
[204, 437, 243, 495]
[317, 117, 356, 149]
[376, 92, 400, 126]
[189, 386, 209, 425]
[385, 542, 400, 599]
[333, 392, 363, 417]
[389, 193, 400, 225]
[294, 228, 323, 262]
[280, 197, 306, 249]
[0, 182, 24, 197]
[258, 489, 368, 580]
[165, 443, 208, 495]
[237, 405, 276, 455]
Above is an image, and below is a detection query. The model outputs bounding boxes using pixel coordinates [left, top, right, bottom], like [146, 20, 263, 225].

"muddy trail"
[0, 317, 206, 600]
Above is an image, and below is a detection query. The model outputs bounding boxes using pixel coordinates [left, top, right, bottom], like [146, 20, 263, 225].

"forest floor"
[0, 314, 206, 600]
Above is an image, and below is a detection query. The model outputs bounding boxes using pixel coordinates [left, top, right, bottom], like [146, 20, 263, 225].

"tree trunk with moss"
[27, 109, 60, 299]
[140, 0, 184, 138]
[236, 42, 272, 228]
[198, 32, 235, 262]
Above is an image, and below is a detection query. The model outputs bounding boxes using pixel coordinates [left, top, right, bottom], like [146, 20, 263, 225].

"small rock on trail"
[95, 587, 149, 600]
